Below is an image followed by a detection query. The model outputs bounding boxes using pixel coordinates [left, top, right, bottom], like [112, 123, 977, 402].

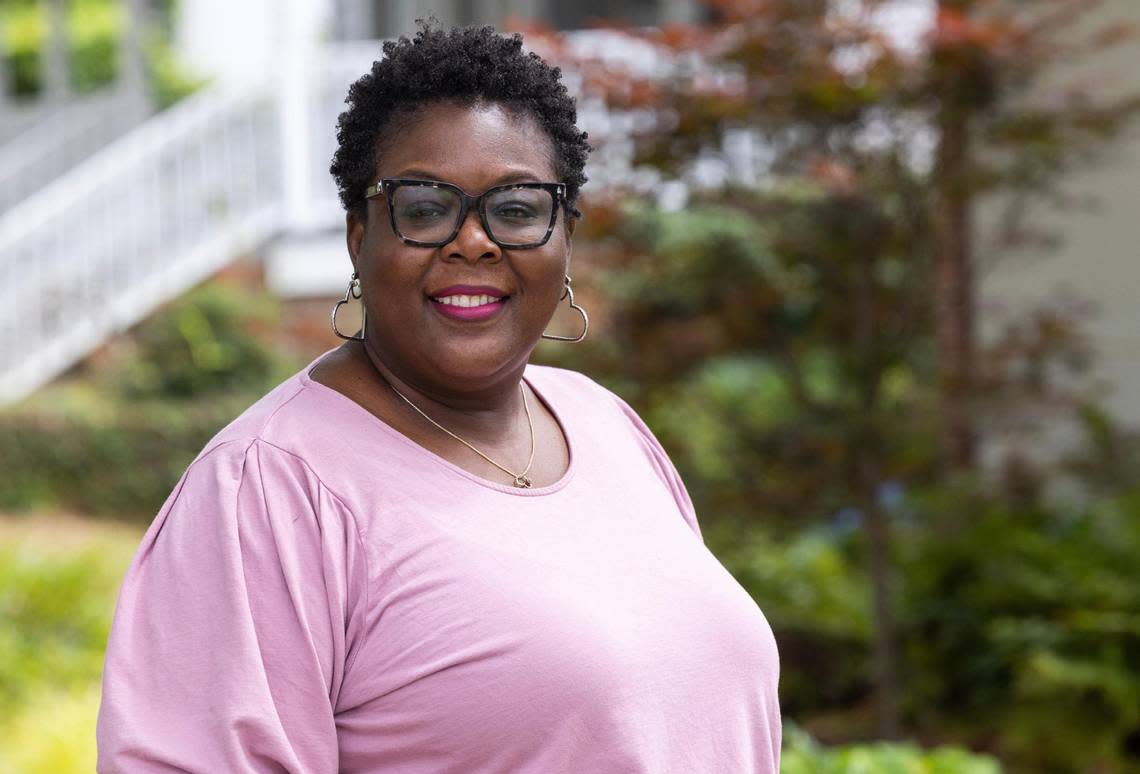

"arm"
[96, 439, 369, 773]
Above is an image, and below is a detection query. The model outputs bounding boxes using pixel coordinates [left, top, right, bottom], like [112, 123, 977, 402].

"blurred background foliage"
[780, 723, 1001, 773]
[0, 282, 304, 516]
[0, 0, 197, 106]
[0, 519, 137, 772]
[3, 0, 1140, 771]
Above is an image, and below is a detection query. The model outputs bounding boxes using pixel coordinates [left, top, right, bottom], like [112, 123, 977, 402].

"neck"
[357, 340, 527, 443]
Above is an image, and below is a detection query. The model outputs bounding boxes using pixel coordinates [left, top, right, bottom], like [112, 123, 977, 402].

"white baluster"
[42, 0, 70, 104]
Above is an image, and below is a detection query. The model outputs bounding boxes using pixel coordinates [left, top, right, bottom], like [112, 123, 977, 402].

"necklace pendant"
[513, 475, 532, 489]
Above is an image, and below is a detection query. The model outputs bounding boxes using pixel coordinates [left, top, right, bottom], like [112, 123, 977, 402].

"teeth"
[433, 294, 501, 307]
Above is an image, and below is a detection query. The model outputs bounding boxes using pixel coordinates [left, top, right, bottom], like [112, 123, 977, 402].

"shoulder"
[525, 364, 652, 434]
[146, 435, 365, 587]
[523, 362, 607, 393]
[193, 373, 311, 460]
[136, 367, 368, 569]
[186, 366, 372, 488]
[523, 363, 631, 416]
[166, 434, 337, 527]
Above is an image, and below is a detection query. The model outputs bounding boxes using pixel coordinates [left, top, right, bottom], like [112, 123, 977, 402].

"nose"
[445, 209, 501, 264]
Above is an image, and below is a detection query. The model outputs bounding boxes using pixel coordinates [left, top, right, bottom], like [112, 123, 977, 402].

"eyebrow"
[390, 168, 549, 187]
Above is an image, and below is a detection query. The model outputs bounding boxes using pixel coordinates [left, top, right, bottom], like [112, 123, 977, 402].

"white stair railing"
[0, 101, 49, 147]
[0, 83, 284, 404]
[0, 88, 150, 214]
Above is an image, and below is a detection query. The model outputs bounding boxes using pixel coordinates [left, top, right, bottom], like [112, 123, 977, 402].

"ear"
[346, 211, 365, 270]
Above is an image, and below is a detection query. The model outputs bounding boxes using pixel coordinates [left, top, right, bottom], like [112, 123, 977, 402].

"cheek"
[361, 235, 430, 293]
[522, 253, 569, 309]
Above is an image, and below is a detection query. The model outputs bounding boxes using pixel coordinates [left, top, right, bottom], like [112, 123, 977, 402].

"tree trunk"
[861, 472, 900, 739]
[853, 217, 900, 738]
[932, 105, 976, 470]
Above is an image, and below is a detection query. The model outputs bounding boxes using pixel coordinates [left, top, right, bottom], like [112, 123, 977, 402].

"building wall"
[333, 0, 699, 38]
[177, 0, 330, 83]
[981, 0, 1140, 427]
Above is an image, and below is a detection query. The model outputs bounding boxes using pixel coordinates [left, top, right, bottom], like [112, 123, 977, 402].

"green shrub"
[112, 282, 288, 400]
[0, 519, 139, 773]
[782, 725, 1002, 773]
[0, 396, 258, 516]
[896, 486, 1140, 770]
[0, 0, 199, 105]
[67, 0, 120, 92]
[0, 525, 136, 710]
[0, 685, 101, 774]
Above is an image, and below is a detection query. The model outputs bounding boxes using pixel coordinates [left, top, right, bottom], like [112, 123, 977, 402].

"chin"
[429, 339, 533, 385]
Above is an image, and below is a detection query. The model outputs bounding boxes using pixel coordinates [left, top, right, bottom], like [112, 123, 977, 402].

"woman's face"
[348, 101, 573, 393]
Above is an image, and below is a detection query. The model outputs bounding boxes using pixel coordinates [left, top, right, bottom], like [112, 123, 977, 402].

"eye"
[492, 200, 541, 220]
[399, 202, 449, 220]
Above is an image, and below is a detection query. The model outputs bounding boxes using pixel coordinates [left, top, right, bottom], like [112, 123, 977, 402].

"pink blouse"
[97, 356, 781, 772]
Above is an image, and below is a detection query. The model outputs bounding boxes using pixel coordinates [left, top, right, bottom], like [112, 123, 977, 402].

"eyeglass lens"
[391, 185, 554, 245]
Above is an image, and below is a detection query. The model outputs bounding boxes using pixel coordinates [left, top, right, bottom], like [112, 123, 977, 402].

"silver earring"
[541, 275, 589, 343]
[331, 272, 366, 341]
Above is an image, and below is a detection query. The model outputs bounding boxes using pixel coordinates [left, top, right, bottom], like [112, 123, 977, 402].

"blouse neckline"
[297, 350, 577, 497]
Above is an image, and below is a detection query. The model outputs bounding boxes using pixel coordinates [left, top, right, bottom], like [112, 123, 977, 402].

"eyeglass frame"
[364, 178, 568, 249]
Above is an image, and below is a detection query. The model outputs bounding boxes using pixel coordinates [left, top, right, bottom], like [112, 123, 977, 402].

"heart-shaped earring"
[331, 272, 366, 341]
[541, 275, 589, 343]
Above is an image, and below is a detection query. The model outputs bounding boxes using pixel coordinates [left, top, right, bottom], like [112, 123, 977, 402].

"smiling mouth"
[430, 293, 506, 307]
[429, 292, 508, 321]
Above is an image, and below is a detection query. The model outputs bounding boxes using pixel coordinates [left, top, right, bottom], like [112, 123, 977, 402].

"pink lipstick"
[429, 285, 508, 322]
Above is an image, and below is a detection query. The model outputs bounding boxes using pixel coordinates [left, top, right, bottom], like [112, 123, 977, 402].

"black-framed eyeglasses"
[364, 179, 567, 249]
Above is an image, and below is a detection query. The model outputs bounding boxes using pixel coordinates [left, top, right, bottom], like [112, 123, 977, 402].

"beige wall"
[982, 0, 1140, 428]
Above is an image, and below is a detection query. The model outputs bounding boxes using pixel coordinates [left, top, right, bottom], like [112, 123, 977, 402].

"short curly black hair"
[330, 24, 591, 220]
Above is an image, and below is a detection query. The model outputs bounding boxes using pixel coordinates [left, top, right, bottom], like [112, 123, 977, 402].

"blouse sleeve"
[611, 394, 703, 541]
[96, 439, 370, 773]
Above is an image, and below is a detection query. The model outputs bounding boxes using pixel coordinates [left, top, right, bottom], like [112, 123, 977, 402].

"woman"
[97, 25, 780, 773]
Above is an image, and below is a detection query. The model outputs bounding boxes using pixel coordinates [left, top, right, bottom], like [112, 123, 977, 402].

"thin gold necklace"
[388, 380, 536, 488]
